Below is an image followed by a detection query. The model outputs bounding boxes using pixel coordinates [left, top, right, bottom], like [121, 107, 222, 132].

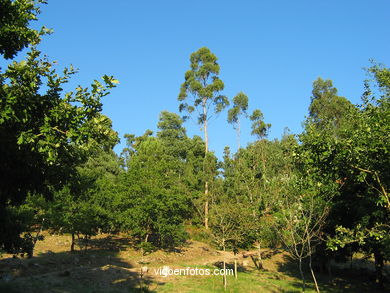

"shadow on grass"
[80, 234, 135, 252]
[0, 235, 165, 293]
[213, 261, 247, 273]
[275, 253, 389, 292]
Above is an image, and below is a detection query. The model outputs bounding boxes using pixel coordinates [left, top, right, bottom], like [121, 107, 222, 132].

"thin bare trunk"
[310, 262, 320, 293]
[352, 166, 389, 211]
[237, 118, 241, 150]
[305, 218, 320, 292]
[299, 258, 305, 292]
[204, 194, 209, 229]
[223, 244, 227, 290]
[204, 107, 208, 153]
[233, 248, 238, 280]
[308, 241, 320, 292]
[257, 241, 263, 270]
[234, 258, 238, 279]
[203, 99, 209, 229]
[260, 144, 266, 186]
[141, 233, 149, 257]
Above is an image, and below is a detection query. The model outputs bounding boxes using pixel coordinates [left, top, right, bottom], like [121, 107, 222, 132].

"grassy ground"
[0, 232, 388, 292]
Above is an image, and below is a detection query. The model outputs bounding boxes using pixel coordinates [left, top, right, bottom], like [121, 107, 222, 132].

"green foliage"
[296, 67, 389, 285]
[249, 109, 271, 139]
[1, 202, 40, 255]
[220, 138, 297, 251]
[274, 175, 334, 253]
[227, 92, 248, 126]
[16, 149, 122, 252]
[210, 199, 254, 250]
[157, 111, 186, 141]
[178, 47, 229, 124]
[118, 137, 190, 249]
[0, 0, 51, 59]
[228, 92, 249, 149]
[0, 1, 119, 254]
[49, 187, 102, 238]
[308, 77, 353, 130]
[324, 65, 389, 260]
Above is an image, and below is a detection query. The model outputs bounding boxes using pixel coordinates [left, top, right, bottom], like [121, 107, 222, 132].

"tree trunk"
[257, 241, 263, 270]
[84, 235, 88, 251]
[327, 259, 332, 279]
[203, 99, 209, 230]
[299, 258, 305, 292]
[260, 144, 266, 185]
[223, 244, 227, 290]
[308, 240, 320, 292]
[204, 184, 209, 229]
[141, 233, 149, 257]
[76, 234, 82, 252]
[203, 100, 208, 153]
[233, 245, 238, 278]
[234, 249, 238, 280]
[309, 253, 320, 292]
[374, 250, 384, 288]
[223, 260, 227, 290]
[350, 252, 353, 270]
[237, 118, 241, 150]
[71, 232, 75, 252]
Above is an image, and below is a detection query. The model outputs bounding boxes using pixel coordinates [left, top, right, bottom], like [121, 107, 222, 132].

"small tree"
[275, 172, 335, 292]
[210, 200, 252, 289]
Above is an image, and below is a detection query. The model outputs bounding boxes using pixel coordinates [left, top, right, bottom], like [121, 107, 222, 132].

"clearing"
[0, 232, 388, 292]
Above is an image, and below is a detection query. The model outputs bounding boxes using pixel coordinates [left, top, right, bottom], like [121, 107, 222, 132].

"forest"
[0, 1, 389, 292]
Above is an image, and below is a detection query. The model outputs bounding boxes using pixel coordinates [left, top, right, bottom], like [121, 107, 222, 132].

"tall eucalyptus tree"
[178, 47, 229, 228]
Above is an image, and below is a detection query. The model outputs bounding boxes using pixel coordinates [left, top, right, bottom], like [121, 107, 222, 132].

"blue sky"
[30, 0, 390, 158]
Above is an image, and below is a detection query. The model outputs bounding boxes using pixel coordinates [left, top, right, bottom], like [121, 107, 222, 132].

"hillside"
[1, 232, 388, 292]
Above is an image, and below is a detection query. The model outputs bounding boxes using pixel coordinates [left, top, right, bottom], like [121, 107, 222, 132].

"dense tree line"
[1, 1, 389, 291]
